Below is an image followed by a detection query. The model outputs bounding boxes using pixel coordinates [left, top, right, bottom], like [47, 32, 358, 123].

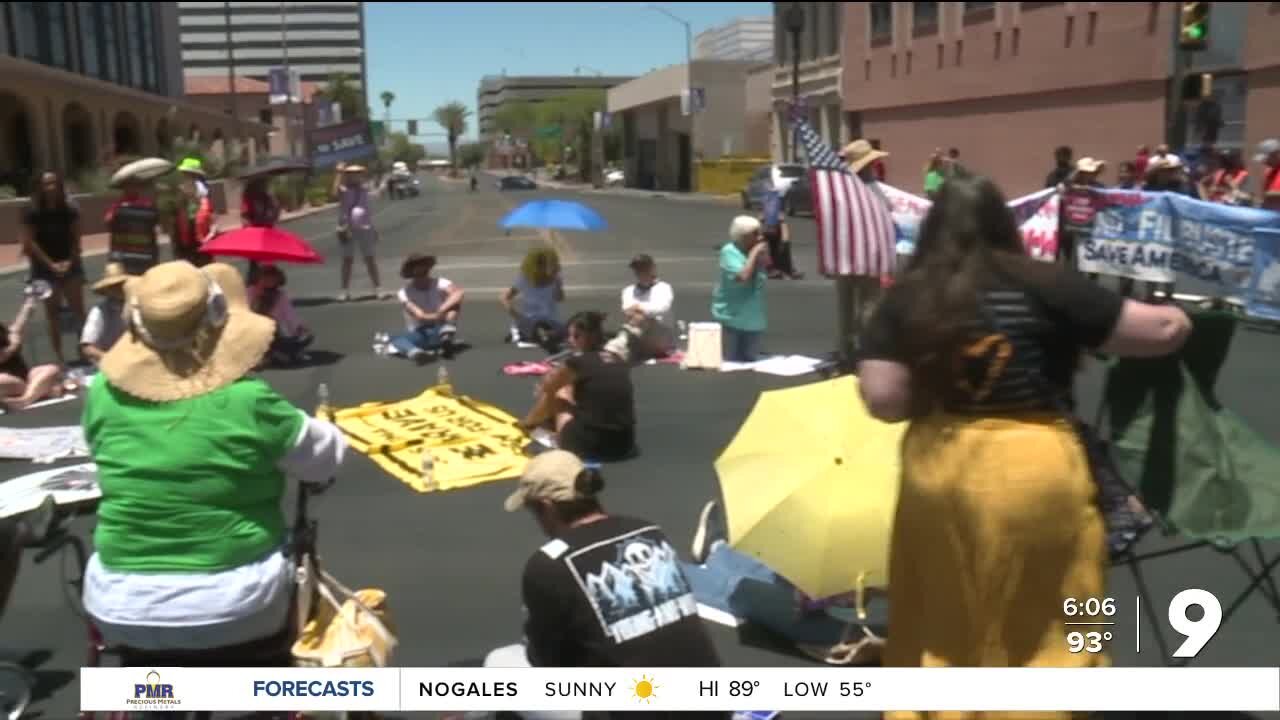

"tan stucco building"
[608, 60, 762, 192]
[0, 2, 266, 195]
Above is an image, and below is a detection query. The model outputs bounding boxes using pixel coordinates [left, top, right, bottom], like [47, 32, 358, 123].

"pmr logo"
[129, 670, 181, 708]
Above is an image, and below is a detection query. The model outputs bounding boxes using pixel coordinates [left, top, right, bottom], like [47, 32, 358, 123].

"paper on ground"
[720, 355, 824, 377]
[0, 463, 100, 518]
[0, 425, 89, 463]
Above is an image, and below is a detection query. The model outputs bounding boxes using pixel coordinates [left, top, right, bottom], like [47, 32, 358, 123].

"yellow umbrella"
[714, 375, 906, 602]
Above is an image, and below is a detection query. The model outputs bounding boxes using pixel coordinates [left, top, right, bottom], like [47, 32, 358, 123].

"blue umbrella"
[499, 199, 608, 232]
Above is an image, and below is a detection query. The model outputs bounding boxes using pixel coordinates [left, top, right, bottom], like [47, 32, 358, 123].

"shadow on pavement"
[10, 649, 74, 707]
[265, 349, 345, 370]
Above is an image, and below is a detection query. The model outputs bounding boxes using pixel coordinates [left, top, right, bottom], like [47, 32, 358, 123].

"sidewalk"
[0, 201, 339, 276]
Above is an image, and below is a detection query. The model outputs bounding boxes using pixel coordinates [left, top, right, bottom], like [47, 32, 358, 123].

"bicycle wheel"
[0, 661, 32, 720]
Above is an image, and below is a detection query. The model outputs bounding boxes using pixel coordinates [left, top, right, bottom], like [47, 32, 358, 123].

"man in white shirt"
[392, 254, 465, 362]
[606, 254, 676, 362]
[79, 263, 129, 365]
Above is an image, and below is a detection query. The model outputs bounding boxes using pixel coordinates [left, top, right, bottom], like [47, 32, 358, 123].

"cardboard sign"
[108, 204, 159, 275]
[332, 386, 528, 493]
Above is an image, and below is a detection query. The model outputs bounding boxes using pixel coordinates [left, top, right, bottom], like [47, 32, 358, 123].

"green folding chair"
[1098, 307, 1280, 666]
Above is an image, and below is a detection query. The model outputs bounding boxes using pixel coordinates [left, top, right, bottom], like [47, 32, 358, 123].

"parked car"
[497, 175, 537, 191]
[604, 169, 625, 187]
[740, 164, 807, 209]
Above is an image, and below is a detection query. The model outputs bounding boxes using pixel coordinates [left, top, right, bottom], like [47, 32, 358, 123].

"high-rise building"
[694, 16, 774, 62]
[477, 74, 634, 142]
[178, 1, 367, 91]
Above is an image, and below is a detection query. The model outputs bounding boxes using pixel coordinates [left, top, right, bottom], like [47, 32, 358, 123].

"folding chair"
[1095, 306, 1280, 666]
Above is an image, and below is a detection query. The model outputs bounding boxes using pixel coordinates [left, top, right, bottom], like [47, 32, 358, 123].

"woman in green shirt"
[82, 261, 347, 663]
[923, 151, 946, 199]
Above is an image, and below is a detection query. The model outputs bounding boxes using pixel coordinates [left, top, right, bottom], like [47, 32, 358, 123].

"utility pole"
[786, 4, 804, 163]
[281, 0, 294, 156]
[224, 2, 239, 147]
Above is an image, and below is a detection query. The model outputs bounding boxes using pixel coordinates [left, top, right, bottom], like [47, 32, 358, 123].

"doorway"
[677, 133, 692, 192]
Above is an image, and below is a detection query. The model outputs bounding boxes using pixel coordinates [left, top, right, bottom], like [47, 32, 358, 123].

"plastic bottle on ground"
[437, 363, 450, 388]
[420, 449, 437, 491]
[316, 383, 332, 420]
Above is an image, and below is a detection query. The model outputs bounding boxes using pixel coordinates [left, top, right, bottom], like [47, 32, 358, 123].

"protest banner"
[1061, 185, 1102, 237]
[880, 184, 1058, 260]
[332, 386, 528, 493]
[308, 120, 376, 169]
[1081, 190, 1280, 291]
[1246, 228, 1280, 321]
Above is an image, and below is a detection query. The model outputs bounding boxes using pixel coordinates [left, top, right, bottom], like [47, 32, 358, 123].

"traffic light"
[407, 119, 418, 136]
[1179, 2, 1209, 50]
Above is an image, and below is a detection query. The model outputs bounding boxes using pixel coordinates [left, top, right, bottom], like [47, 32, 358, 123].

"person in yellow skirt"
[856, 176, 1191, 719]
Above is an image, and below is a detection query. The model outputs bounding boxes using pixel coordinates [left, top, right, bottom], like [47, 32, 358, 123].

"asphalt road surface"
[0, 174, 1276, 719]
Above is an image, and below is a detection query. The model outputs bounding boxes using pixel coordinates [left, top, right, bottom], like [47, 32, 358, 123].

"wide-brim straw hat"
[400, 253, 437, 278]
[840, 139, 889, 174]
[340, 164, 367, 173]
[202, 262, 251, 311]
[100, 261, 274, 403]
[1075, 157, 1106, 174]
[110, 157, 174, 187]
[91, 262, 130, 294]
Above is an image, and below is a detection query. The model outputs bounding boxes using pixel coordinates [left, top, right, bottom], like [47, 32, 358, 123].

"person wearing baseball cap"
[1255, 138, 1280, 210]
[486, 450, 724, 686]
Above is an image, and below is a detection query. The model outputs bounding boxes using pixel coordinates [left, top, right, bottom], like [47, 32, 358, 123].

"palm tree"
[433, 101, 471, 177]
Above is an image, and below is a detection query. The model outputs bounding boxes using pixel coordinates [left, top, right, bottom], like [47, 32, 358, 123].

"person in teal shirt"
[712, 215, 769, 362]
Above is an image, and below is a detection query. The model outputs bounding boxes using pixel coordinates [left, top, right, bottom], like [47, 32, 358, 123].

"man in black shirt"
[488, 450, 725, 719]
[1044, 145, 1074, 189]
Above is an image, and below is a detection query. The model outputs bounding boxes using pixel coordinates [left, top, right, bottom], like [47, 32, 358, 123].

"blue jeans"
[391, 325, 444, 355]
[723, 327, 763, 363]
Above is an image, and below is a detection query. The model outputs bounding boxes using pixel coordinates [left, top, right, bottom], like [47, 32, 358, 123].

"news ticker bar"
[81, 667, 1280, 713]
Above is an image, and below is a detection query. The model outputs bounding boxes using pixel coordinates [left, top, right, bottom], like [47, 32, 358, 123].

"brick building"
[836, 2, 1280, 196]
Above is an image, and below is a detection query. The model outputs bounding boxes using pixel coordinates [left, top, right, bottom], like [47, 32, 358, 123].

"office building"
[694, 16, 774, 62]
[840, 2, 1280, 194]
[477, 74, 634, 142]
[178, 1, 367, 90]
[771, 2, 845, 162]
[0, 2, 264, 191]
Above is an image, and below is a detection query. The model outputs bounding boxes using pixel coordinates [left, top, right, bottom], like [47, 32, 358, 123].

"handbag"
[292, 554, 397, 668]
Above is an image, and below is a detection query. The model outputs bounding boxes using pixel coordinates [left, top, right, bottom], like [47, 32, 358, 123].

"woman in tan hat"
[81, 260, 347, 664]
[78, 262, 130, 365]
[331, 162, 385, 301]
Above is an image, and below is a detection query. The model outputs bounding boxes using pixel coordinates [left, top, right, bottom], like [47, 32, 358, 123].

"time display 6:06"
[1063, 598, 1117, 617]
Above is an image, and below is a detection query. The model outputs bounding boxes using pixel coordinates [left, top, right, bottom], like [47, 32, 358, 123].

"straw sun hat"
[91, 263, 129, 295]
[100, 261, 274, 403]
[839, 139, 889, 174]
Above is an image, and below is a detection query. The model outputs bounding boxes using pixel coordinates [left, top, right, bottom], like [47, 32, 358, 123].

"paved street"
[0, 174, 1277, 719]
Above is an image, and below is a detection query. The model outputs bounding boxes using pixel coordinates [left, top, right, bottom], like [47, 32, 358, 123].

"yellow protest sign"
[330, 385, 529, 493]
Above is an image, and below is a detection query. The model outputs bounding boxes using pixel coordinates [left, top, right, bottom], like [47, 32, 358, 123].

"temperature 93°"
[1063, 589, 1223, 658]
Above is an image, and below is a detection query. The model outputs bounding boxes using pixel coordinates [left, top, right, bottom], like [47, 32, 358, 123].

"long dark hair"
[252, 266, 286, 316]
[567, 311, 608, 352]
[33, 172, 67, 213]
[896, 176, 1030, 382]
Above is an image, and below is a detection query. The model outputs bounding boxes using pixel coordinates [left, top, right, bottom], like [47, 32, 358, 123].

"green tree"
[320, 72, 364, 121]
[457, 141, 488, 169]
[432, 101, 471, 177]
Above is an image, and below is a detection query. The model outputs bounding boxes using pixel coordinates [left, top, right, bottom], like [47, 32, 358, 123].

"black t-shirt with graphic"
[521, 515, 721, 671]
[861, 259, 1125, 415]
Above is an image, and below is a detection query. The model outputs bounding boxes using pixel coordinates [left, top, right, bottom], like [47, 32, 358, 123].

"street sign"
[536, 126, 562, 138]
[370, 120, 386, 146]
[408, 119, 418, 136]
[268, 67, 299, 105]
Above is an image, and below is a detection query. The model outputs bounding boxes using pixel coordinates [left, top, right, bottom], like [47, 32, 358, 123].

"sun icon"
[631, 674, 659, 704]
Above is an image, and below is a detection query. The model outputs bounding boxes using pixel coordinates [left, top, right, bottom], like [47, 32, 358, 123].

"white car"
[604, 169, 625, 186]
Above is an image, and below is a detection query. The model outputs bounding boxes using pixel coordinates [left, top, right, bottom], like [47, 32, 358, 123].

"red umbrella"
[202, 226, 323, 264]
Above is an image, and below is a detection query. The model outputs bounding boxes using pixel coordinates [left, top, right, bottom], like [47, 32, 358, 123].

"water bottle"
[316, 383, 332, 421]
[437, 362, 451, 389]
[420, 449, 437, 491]
[677, 320, 690, 369]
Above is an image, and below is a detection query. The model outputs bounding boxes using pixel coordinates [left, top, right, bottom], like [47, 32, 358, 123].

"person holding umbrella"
[332, 163, 385, 301]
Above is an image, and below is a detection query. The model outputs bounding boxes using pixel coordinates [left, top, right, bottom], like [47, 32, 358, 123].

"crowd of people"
[3, 117, 1276, 720]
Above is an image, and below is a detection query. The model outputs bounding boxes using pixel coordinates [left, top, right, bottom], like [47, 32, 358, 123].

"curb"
[0, 201, 340, 278]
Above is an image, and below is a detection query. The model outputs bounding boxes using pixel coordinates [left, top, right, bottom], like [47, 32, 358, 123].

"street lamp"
[645, 4, 692, 66]
[785, 4, 804, 162]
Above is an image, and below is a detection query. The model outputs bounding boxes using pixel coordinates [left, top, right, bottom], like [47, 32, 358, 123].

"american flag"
[795, 119, 896, 277]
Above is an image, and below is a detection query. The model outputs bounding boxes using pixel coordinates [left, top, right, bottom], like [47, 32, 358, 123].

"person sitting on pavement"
[79, 263, 130, 366]
[521, 312, 636, 462]
[391, 253, 464, 363]
[487, 450, 724, 694]
[0, 292, 65, 412]
[501, 247, 565, 352]
[249, 264, 314, 366]
[712, 216, 769, 363]
[604, 254, 676, 363]
[82, 260, 347, 665]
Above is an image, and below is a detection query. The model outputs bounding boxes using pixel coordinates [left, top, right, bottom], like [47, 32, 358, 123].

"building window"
[1021, 2, 1064, 9]
[913, 2, 939, 37]
[77, 3, 101, 78]
[14, 1, 71, 69]
[123, 2, 145, 88]
[139, 3, 159, 92]
[826, 2, 841, 58]
[14, 3, 39, 62]
[101, 3, 121, 83]
[870, 2, 892, 47]
[964, 1, 995, 25]
[47, 3, 70, 69]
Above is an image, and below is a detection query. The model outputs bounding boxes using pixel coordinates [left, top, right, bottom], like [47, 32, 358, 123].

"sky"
[364, 1, 771, 146]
